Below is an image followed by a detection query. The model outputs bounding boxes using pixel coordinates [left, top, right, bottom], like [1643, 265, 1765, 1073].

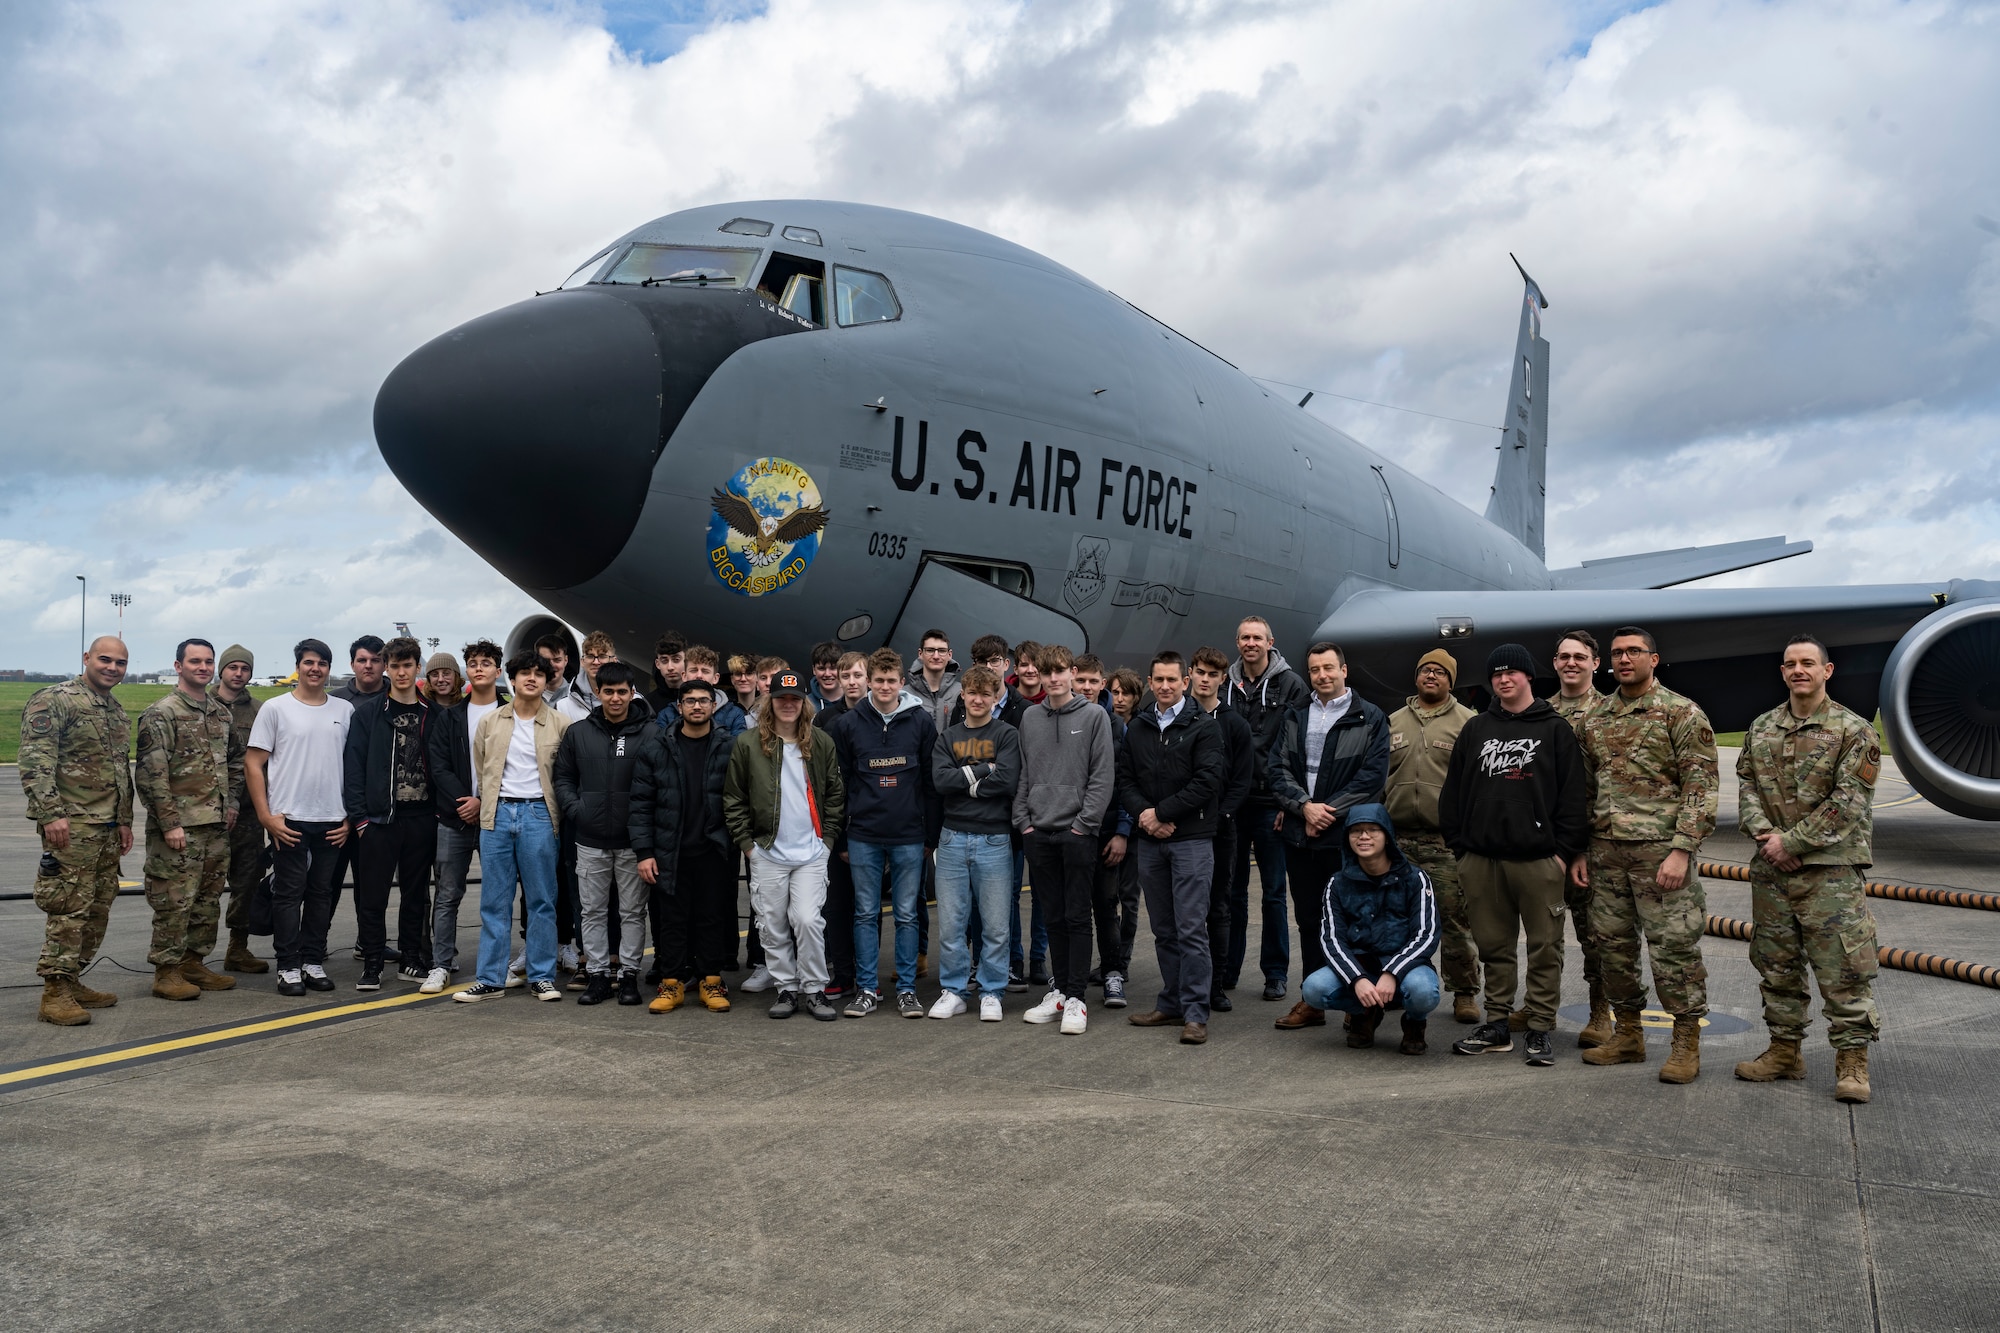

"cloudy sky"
[3, 0, 1995, 672]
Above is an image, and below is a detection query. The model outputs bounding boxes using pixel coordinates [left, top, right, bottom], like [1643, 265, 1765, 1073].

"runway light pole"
[76, 575, 85, 658]
[110, 592, 132, 632]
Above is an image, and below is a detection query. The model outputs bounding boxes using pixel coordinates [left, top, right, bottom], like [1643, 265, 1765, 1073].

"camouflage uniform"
[210, 682, 267, 932]
[1385, 695, 1480, 997]
[21, 678, 134, 978]
[1737, 698, 1881, 1049]
[136, 688, 244, 965]
[1578, 682, 1719, 1017]
[1552, 689, 1610, 987]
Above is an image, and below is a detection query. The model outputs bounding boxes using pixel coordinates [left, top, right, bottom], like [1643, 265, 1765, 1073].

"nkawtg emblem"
[708, 457, 830, 596]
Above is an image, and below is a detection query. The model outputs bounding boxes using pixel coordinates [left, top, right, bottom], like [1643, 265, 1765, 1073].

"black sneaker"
[644, 964, 664, 986]
[1261, 978, 1287, 1001]
[575, 974, 613, 1006]
[1523, 1030, 1555, 1066]
[804, 991, 839, 1022]
[1453, 1020, 1515, 1055]
[1028, 959, 1050, 986]
[1006, 970, 1029, 994]
[564, 968, 591, 993]
[529, 980, 562, 1002]
[1210, 990, 1234, 1013]
[617, 972, 642, 1006]
[383, 946, 401, 963]
[769, 989, 799, 1019]
[454, 981, 506, 1003]
[276, 969, 307, 997]
[302, 966, 336, 993]
[398, 964, 426, 983]
[356, 969, 382, 992]
[897, 990, 923, 1018]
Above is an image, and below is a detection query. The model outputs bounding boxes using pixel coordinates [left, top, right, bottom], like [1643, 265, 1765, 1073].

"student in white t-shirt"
[421, 640, 505, 993]
[245, 638, 355, 997]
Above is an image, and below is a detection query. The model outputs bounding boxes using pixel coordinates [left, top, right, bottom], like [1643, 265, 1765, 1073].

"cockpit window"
[558, 247, 620, 289]
[781, 225, 822, 246]
[601, 244, 761, 287]
[757, 252, 827, 327]
[719, 217, 773, 237]
[833, 266, 901, 326]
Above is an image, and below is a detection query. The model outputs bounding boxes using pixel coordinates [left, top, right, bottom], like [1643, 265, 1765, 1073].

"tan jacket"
[1385, 695, 1474, 834]
[472, 701, 569, 829]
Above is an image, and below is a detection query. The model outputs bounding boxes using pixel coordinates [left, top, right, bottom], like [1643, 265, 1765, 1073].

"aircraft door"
[884, 556, 1090, 662]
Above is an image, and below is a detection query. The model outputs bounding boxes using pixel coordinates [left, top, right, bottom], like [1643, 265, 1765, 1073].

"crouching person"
[1300, 804, 1441, 1055]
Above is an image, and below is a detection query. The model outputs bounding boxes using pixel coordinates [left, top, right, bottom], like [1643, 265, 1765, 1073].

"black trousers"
[555, 823, 580, 947]
[1284, 843, 1344, 983]
[271, 820, 341, 972]
[1025, 829, 1097, 1000]
[1206, 814, 1238, 995]
[354, 809, 436, 970]
[822, 851, 856, 990]
[1091, 833, 1138, 978]
[657, 845, 737, 982]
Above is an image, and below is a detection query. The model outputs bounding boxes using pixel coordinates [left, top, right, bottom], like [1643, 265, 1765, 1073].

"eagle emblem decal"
[706, 457, 830, 596]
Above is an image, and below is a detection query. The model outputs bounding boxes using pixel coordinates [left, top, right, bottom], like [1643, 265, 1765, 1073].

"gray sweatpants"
[432, 823, 479, 972]
[577, 845, 647, 976]
[1138, 837, 1214, 1024]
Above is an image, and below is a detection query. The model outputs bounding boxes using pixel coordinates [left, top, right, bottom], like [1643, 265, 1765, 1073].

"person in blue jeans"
[828, 647, 940, 1020]
[1300, 802, 1441, 1055]
[456, 653, 570, 1003]
[928, 666, 1021, 1020]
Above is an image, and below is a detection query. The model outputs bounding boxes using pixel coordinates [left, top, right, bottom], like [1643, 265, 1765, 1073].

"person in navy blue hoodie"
[829, 647, 941, 1019]
[1300, 802, 1440, 1054]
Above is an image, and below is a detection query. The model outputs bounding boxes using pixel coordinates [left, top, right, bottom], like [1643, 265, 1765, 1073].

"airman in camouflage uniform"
[1385, 649, 1481, 1019]
[1551, 643, 1612, 1041]
[136, 639, 245, 999]
[211, 643, 270, 971]
[1733, 635, 1880, 1103]
[21, 637, 134, 1025]
[1576, 628, 1719, 1082]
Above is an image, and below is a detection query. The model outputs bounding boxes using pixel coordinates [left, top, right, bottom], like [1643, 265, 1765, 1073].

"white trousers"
[747, 844, 830, 994]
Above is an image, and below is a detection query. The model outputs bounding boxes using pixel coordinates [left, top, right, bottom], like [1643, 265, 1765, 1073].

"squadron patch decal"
[707, 457, 830, 597]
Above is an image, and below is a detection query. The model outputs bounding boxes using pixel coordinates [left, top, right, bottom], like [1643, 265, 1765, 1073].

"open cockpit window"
[757, 251, 827, 326]
[600, 243, 761, 287]
[833, 266, 901, 326]
[558, 246, 620, 289]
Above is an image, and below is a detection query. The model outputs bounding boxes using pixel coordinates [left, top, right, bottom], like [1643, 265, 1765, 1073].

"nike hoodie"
[1012, 693, 1117, 836]
[1437, 697, 1589, 862]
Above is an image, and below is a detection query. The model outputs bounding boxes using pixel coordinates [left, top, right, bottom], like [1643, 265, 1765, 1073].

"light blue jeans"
[1302, 963, 1441, 1018]
[934, 828, 1015, 997]
[850, 840, 925, 996]
[477, 801, 559, 986]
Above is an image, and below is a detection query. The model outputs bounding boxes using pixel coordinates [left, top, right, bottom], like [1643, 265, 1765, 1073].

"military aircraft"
[373, 200, 2000, 820]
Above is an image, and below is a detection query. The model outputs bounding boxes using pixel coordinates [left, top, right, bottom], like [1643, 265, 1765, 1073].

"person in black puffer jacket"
[552, 663, 659, 1005]
[1299, 801, 1441, 1054]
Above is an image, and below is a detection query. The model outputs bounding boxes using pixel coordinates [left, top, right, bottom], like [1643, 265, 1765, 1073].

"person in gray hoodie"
[928, 665, 1021, 1019]
[1010, 645, 1117, 1033]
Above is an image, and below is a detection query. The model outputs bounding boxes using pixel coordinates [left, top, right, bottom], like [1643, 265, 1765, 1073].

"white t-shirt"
[499, 712, 543, 798]
[765, 739, 822, 866]
[466, 700, 499, 796]
[247, 692, 354, 823]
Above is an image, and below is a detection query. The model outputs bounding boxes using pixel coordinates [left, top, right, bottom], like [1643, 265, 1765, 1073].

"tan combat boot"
[1580, 1010, 1646, 1064]
[1734, 1037, 1806, 1081]
[1576, 982, 1614, 1050]
[1658, 1016, 1701, 1083]
[38, 976, 90, 1026]
[180, 954, 238, 991]
[648, 978, 685, 1014]
[152, 963, 201, 1001]
[1452, 994, 1481, 1024]
[698, 976, 731, 1012]
[225, 930, 270, 973]
[1834, 1048, 1871, 1103]
[70, 974, 119, 1008]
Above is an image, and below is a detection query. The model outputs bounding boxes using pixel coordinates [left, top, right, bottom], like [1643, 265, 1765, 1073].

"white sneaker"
[419, 967, 448, 995]
[557, 943, 579, 972]
[1060, 996, 1088, 1035]
[928, 992, 967, 1019]
[741, 964, 775, 993]
[979, 995, 1003, 1022]
[1023, 988, 1066, 1024]
[504, 967, 527, 989]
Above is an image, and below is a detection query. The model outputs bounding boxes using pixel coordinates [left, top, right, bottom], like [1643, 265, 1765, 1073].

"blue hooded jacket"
[1318, 802, 1439, 986]
[828, 687, 942, 847]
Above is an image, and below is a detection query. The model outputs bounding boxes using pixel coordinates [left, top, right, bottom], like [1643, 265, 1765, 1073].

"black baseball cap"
[770, 672, 810, 700]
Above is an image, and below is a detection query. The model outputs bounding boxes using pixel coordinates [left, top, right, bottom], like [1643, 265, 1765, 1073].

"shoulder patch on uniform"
[1859, 744, 1881, 784]
[27, 713, 53, 736]
[1698, 726, 1714, 746]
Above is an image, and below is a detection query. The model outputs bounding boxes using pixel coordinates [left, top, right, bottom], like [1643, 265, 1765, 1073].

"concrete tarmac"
[3, 754, 1998, 1330]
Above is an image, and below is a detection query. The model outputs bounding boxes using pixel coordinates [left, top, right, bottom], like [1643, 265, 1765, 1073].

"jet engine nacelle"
[1880, 583, 2000, 821]
[505, 614, 580, 685]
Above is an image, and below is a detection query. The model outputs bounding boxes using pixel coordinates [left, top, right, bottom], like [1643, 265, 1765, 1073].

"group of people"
[21, 616, 1883, 1101]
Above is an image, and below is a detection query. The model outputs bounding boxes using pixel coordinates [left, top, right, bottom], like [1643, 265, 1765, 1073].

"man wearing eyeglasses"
[906, 629, 961, 733]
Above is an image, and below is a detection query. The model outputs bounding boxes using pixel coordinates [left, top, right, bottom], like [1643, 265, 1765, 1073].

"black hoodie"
[552, 695, 659, 850]
[1437, 697, 1589, 862]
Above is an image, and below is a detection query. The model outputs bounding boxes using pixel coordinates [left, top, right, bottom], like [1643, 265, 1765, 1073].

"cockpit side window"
[833, 266, 901, 327]
[757, 251, 827, 327]
[559, 245, 623, 289]
[600, 244, 761, 287]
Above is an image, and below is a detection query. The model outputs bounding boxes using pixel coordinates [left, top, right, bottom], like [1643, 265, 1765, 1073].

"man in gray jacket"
[1011, 645, 1117, 1034]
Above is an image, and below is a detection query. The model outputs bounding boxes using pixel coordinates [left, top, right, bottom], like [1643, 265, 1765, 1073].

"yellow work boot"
[152, 963, 201, 1001]
[225, 930, 270, 973]
[180, 954, 238, 991]
[38, 977, 90, 1026]
[1658, 1016, 1701, 1084]
[1580, 1010, 1646, 1065]
[1835, 1048, 1871, 1104]
[1734, 1037, 1806, 1081]
[648, 978, 685, 1014]
[70, 974, 119, 1008]
[1576, 983, 1614, 1050]
[698, 976, 731, 1012]
[1452, 994, 1481, 1024]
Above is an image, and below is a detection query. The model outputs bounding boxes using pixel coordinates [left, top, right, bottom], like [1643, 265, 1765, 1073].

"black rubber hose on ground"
[1704, 913, 2000, 990]
[1698, 859, 2000, 913]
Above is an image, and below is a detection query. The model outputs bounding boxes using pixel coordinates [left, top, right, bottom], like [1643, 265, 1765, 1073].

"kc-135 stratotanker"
[373, 200, 2000, 820]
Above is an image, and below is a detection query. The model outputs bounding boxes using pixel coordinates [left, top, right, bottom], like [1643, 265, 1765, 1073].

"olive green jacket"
[722, 726, 845, 854]
[1384, 695, 1474, 834]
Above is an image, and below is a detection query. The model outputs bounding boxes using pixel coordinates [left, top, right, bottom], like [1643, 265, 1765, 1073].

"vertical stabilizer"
[1484, 255, 1549, 560]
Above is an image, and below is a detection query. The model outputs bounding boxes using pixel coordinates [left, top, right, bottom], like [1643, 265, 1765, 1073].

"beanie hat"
[1486, 643, 1537, 679]
[1417, 648, 1457, 687]
[218, 644, 254, 671]
[425, 652, 461, 676]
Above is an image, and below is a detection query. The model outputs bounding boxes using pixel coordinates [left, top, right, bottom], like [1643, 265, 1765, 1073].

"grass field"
[0, 681, 290, 763]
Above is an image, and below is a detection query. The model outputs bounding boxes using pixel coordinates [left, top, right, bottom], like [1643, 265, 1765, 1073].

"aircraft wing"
[1547, 535, 1813, 590]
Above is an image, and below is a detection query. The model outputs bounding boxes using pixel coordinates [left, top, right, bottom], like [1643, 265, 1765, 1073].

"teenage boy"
[1226, 616, 1311, 1002]
[556, 661, 658, 1006]
[329, 634, 384, 952]
[561, 630, 618, 725]
[907, 629, 961, 732]
[634, 680, 737, 1014]
[723, 673, 845, 1021]
[928, 665, 1021, 1020]
[683, 647, 747, 737]
[1385, 649, 1483, 1023]
[1011, 642, 1046, 704]
[539, 634, 581, 716]
[1301, 803, 1441, 1055]
[1119, 652, 1227, 1045]
[649, 631, 688, 719]
[1188, 647, 1255, 1014]
[1267, 642, 1391, 1031]
[949, 636, 1027, 728]
[814, 650, 869, 995]
[1074, 654, 1134, 1006]
[456, 653, 569, 1003]
[341, 635, 436, 991]
[423, 640, 505, 992]
[831, 649, 940, 1019]
[1551, 629, 1611, 1042]
[1013, 645, 1117, 1035]
[808, 641, 843, 710]
[246, 639, 354, 998]
[1438, 643, 1590, 1067]
[210, 643, 270, 973]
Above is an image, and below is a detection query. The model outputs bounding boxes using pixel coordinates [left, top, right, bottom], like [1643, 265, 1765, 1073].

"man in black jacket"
[1225, 616, 1311, 1001]
[423, 639, 504, 993]
[1119, 652, 1227, 1045]
[1437, 643, 1590, 1068]
[554, 662, 657, 1007]
[1266, 642, 1391, 1030]
[1189, 646, 1254, 1014]
[631, 682, 729, 1014]
[341, 636, 434, 991]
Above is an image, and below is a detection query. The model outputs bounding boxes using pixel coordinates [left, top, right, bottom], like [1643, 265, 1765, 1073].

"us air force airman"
[136, 638, 245, 1001]
[1733, 634, 1881, 1103]
[1551, 630, 1612, 1044]
[211, 643, 271, 972]
[1574, 626, 1719, 1083]
[1384, 649, 1482, 1021]
[22, 636, 135, 1026]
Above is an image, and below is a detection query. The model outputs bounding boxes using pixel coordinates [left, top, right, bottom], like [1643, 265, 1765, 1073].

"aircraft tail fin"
[1484, 255, 1548, 560]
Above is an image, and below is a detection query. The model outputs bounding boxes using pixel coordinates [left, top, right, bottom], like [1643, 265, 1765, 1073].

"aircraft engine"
[1880, 583, 2000, 820]
[504, 614, 580, 685]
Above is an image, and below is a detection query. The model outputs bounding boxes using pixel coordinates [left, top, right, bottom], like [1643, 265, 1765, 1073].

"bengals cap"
[770, 672, 810, 700]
